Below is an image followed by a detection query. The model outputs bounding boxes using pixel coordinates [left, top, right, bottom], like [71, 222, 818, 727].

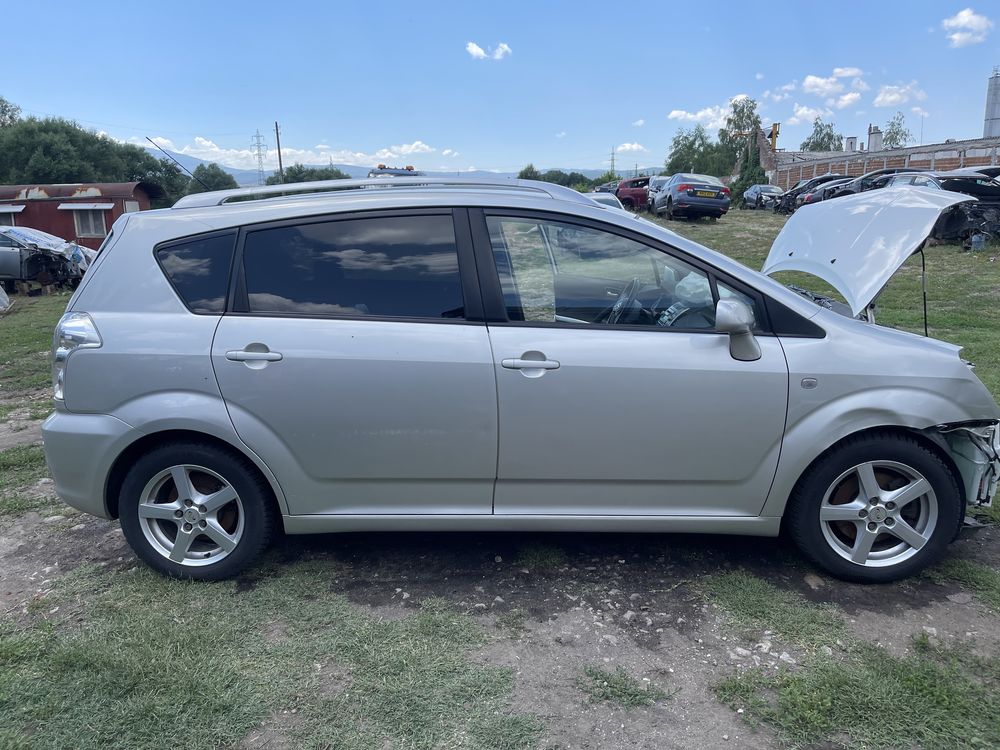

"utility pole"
[274, 121, 284, 180]
[251, 130, 267, 185]
[610, 146, 616, 177]
[634, 162, 638, 177]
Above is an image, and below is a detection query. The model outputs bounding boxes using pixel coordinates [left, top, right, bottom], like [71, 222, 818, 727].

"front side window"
[487, 216, 728, 330]
[73, 210, 107, 238]
[242, 214, 465, 319]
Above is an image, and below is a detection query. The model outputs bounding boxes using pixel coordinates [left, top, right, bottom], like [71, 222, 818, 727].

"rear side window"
[156, 233, 236, 313]
[241, 214, 465, 319]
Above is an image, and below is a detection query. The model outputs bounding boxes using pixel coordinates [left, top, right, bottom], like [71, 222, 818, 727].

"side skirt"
[282, 514, 781, 536]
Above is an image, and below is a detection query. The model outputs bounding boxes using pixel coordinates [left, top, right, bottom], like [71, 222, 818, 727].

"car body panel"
[486, 325, 788, 515]
[615, 177, 650, 209]
[762, 187, 976, 315]
[212, 316, 499, 515]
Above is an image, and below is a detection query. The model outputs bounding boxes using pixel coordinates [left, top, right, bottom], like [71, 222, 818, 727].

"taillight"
[721, 187, 731, 196]
[52, 312, 102, 400]
[676, 184, 691, 192]
[803, 193, 813, 201]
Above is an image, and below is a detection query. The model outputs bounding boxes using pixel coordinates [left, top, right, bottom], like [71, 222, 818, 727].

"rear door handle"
[501, 358, 560, 370]
[226, 349, 283, 362]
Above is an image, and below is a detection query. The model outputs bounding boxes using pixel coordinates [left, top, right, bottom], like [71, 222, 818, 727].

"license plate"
[696, 190, 716, 198]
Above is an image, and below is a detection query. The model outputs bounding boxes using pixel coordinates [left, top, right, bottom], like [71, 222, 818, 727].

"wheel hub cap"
[869, 506, 888, 523]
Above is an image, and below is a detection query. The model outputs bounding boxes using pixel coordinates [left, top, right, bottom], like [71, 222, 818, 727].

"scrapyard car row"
[41, 177, 1000, 583]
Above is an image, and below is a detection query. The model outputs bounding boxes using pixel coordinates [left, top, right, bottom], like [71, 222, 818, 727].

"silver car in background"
[43, 178, 1000, 582]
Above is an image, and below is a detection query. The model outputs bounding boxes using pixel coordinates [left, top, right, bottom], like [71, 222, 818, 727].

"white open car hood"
[762, 188, 976, 316]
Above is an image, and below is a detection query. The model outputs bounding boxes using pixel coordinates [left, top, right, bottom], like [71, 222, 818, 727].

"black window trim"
[225, 207, 486, 325]
[153, 229, 239, 316]
[470, 207, 786, 336]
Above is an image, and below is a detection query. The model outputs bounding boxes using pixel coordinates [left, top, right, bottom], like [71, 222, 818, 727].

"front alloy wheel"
[787, 433, 961, 582]
[818, 460, 937, 568]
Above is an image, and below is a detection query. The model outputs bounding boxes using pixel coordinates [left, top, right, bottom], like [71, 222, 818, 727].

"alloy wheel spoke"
[169, 528, 197, 562]
[855, 462, 882, 502]
[138, 501, 182, 521]
[820, 501, 867, 522]
[885, 478, 931, 510]
[850, 528, 879, 564]
[201, 485, 238, 513]
[170, 466, 195, 503]
[886, 519, 929, 550]
[203, 519, 238, 552]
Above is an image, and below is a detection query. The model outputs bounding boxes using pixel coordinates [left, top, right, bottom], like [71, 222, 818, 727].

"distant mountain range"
[145, 148, 660, 186]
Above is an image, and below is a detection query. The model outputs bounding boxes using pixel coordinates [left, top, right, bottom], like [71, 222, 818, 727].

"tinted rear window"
[156, 233, 236, 313]
[241, 214, 465, 319]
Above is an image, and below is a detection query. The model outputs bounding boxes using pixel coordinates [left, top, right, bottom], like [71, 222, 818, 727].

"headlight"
[52, 312, 102, 400]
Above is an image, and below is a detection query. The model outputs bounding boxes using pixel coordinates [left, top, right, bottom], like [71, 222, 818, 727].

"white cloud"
[780, 81, 796, 92]
[829, 91, 861, 109]
[873, 80, 926, 107]
[762, 89, 790, 103]
[851, 77, 870, 92]
[912, 106, 929, 118]
[832, 66, 863, 78]
[632, 118, 645, 127]
[617, 142, 646, 152]
[802, 74, 843, 97]
[668, 105, 728, 129]
[132, 135, 439, 171]
[442, 148, 460, 157]
[942, 8, 994, 47]
[755, 72, 764, 80]
[555, 131, 566, 138]
[466, 41, 512, 60]
[787, 103, 833, 126]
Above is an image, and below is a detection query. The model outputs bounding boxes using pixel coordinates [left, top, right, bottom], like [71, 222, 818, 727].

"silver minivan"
[42, 178, 1000, 582]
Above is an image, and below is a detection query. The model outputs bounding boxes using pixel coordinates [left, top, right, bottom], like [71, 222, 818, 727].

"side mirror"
[716, 299, 761, 362]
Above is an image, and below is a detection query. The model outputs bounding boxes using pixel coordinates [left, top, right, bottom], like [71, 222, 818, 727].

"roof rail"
[171, 176, 594, 209]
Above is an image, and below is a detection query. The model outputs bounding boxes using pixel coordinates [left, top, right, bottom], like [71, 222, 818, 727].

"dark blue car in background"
[650, 173, 731, 220]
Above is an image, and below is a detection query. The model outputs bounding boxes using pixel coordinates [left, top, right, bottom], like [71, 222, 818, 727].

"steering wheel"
[606, 277, 642, 325]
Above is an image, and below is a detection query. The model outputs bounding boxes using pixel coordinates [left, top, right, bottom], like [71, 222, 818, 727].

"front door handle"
[225, 349, 283, 362]
[501, 358, 560, 370]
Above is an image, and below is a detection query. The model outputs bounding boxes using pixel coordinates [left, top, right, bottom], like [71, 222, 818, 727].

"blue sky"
[5, 2, 997, 173]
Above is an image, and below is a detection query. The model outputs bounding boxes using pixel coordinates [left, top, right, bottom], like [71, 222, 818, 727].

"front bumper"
[41, 408, 136, 519]
[939, 421, 1000, 507]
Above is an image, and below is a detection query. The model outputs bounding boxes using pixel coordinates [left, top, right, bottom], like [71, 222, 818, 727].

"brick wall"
[768, 137, 1000, 190]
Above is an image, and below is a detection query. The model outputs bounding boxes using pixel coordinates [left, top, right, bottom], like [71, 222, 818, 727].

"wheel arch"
[768, 424, 964, 523]
[104, 429, 289, 519]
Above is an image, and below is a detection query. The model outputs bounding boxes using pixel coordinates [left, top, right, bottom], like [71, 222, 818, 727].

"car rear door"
[472, 210, 789, 517]
[212, 209, 498, 516]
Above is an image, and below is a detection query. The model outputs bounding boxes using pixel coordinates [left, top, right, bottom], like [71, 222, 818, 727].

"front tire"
[119, 442, 277, 580]
[786, 433, 961, 583]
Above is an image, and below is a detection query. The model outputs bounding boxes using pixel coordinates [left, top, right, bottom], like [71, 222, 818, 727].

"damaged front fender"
[931, 420, 1000, 507]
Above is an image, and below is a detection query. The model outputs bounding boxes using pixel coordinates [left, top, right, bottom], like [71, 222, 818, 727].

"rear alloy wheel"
[120, 442, 276, 580]
[787, 434, 961, 582]
[665, 199, 675, 220]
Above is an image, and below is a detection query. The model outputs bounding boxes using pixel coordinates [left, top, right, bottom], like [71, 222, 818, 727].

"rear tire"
[786, 433, 962, 583]
[119, 442, 277, 580]
[665, 199, 675, 220]
[621, 198, 635, 211]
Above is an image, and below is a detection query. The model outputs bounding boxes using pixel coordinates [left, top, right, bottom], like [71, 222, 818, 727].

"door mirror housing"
[715, 298, 761, 362]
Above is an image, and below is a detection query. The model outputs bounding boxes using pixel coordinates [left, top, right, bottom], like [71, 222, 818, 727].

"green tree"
[266, 162, 351, 185]
[883, 111, 913, 150]
[0, 96, 20, 128]
[800, 118, 843, 152]
[186, 163, 239, 194]
[592, 169, 619, 185]
[0, 116, 186, 206]
[518, 164, 541, 180]
[717, 96, 762, 172]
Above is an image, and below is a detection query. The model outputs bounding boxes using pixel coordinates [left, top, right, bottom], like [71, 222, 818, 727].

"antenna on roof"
[146, 137, 210, 192]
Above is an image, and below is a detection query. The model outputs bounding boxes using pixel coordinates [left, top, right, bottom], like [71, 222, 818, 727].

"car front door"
[475, 211, 789, 517]
[212, 209, 498, 516]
